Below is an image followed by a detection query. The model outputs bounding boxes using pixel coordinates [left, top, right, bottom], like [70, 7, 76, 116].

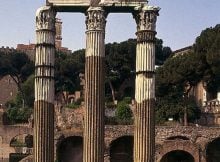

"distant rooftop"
[172, 46, 193, 56]
[0, 46, 15, 54]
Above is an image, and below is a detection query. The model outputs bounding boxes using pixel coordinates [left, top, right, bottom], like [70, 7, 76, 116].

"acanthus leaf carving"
[86, 7, 106, 31]
[36, 6, 56, 31]
[134, 6, 159, 31]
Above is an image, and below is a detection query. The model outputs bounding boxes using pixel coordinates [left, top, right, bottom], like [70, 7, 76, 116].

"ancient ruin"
[1, 120, 220, 162]
[35, 0, 159, 162]
[35, 6, 56, 162]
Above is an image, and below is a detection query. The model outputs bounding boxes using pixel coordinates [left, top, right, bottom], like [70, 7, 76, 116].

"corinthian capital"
[36, 6, 56, 31]
[134, 5, 160, 31]
[86, 7, 106, 31]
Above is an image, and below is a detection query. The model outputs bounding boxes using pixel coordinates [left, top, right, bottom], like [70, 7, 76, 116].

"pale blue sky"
[0, 0, 220, 51]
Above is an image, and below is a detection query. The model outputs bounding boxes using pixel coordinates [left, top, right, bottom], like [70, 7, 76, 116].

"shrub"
[122, 97, 132, 104]
[66, 103, 80, 109]
[115, 101, 133, 124]
[6, 107, 32, 123]
[75, 97, 83, 105]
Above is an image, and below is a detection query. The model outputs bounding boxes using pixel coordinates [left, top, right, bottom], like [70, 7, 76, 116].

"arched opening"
[160, 150, 195, 162]
[110, 136, 133, 162]
[206, 137, 220, 162]
[57, 136, 83, 162]
[166, 136, 190, 141]
[9, 134, 33, 162]
[9, 153, 29, 162]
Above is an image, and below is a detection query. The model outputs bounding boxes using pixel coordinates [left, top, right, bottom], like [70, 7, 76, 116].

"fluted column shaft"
[83, 7, 106, 162]
[35, 6, 56, 162]
[133, 6, 159, 162]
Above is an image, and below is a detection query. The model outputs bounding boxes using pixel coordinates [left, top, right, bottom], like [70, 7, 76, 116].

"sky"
[0, 0, 220, 51]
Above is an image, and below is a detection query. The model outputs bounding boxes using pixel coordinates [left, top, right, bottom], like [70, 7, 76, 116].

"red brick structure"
[16, 18, 71, 62]
[16, 44, 36, 61]
[0, 75, 18, 108]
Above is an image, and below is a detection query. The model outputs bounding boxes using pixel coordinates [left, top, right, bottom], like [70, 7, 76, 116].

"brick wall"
[0, 75, 18, 108]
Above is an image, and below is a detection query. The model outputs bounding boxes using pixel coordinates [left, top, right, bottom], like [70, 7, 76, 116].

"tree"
[54, 51, 84, 103]
[0, 51, 34, 106]
[155, 39, 172, 65]
[156, 52, 202, 96]
[21, 75, 35, 107]
[6, 106, 33, 123]
[194, 24, 220, 93]
[155, 52, 202, 125]
[105, 39, 136, 102]
[115, 101, 133, 124]
[105, 38, 171, 102]
[5, 75, 34, 123]
[53, 38, 171, 103]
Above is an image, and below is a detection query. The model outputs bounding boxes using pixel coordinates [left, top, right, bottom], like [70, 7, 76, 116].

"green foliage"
[5, 100, 16, 109]
[155, 96, 200, 124]
[0, 51, 34, 81]
[154, 24, 220, 124]
[0, 51, 34, 106]
[65, 97, 83, 109]
[21, 75, 34, 107]
[66, 102, 80, 109]
[105, 38, 171, 101]
[55, 51, 84, 94]
[123, 97, 132, 104]
[0, 39, 171, 124]
[4, 75, 34, 123]
[157, 52, 201, 87]
[194, 24, 220, 92]
[155, 39, 172, 65]
[155, 52, 202, 124]
[115, 101, 133, 124]
[39, 39, 171, 103]
[105, 101, 116, 109]
[6, 107, 32, 123]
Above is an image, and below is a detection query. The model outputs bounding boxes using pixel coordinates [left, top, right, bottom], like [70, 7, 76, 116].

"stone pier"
[133, 6, 159, 162]
[35, 6, 56, 162]
[83, 7, 106, 162]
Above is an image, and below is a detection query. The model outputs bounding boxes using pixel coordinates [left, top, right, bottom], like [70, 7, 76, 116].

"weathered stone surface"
[55, 105, 84, 130]
[133, 6, 159, 162]
[1, 124, 220, 162]
[47, 0, 147, 8]
[19, 155, 33, 162]
[83, 7, 106, 162]
[35, 6, 56, 162]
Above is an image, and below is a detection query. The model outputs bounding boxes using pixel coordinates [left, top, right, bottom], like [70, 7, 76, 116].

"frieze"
[47, 0, 147, 8]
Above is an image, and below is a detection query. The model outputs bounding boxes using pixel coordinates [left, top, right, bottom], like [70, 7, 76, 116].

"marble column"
[35, 6, 56, 162]
[133, 6, 159, 162]
[83, 7, 106, 162]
